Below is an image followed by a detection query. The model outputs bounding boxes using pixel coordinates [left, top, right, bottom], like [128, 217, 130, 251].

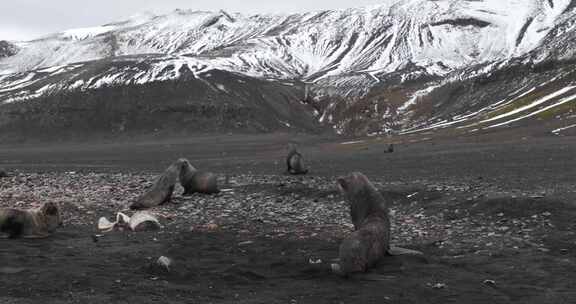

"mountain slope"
[2, 0, 572, 80]
[1, 0, 576, 141]
[0, 62, 320, 142]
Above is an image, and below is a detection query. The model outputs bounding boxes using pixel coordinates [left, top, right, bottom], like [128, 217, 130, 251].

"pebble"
[430, 283, 447, 289]
[157, 256, 172, 271]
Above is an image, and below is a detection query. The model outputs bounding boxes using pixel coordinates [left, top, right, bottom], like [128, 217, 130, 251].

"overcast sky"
[0, 0, 384, 41]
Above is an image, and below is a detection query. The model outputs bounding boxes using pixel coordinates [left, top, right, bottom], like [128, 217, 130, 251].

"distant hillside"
[1, 0, 576, 141]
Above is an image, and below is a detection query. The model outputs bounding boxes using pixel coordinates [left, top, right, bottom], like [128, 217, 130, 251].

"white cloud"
[0, 26, 47, 41]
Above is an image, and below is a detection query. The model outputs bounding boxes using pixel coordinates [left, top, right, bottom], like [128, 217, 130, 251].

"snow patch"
[480, 85, 576, 124]
[486, 91, 576, 128]
[340, 140, 365, 145]
[399, 84, 442, 113]
[62, 26, 116, 40]
[552, 123, 576, 134]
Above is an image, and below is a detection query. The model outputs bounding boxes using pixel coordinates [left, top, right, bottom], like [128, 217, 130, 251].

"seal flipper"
[1, 216, 25, 239]
[331, 263, 396, 281]
[160, 185, 175, 205]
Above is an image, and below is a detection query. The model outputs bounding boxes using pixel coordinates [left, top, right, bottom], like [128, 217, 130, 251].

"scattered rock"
[0, 267, 26, 274]
[98, 211, 161, 232]
[157, 256, 172, 271]
[0, 172, 564, 254]
[430, 283, 447, 290]
[238, 241, 254, 246]
[91, 235, 100, 243]
[206, 223, 219, 231]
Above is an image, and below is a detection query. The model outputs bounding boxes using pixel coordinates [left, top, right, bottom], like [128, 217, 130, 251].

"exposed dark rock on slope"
[0, 63, 320, 142]
[0, 41, 18, 58]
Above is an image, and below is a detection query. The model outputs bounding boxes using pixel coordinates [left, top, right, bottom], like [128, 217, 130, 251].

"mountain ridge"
[2, 0, 572, 78]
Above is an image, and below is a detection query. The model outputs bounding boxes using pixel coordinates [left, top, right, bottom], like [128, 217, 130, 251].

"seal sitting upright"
[0, 202, 63, 239]
[130, 159, 185, 210]
[285, 143, 309, 175]
[178, 158, 219, 195]
[332, 172, 422, 276]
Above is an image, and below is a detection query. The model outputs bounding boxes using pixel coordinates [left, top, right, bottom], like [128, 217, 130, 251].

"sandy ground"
[1, 133, 576, 303]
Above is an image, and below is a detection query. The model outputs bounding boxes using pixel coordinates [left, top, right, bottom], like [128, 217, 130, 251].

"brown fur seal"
[180, 158, 220, 196]
[178, 158, 197, 191]
[385, 144, 394, 153]
[333, 172, 391, 275]
[332, 172, 422, 277]
[0, 169, 8, 178]
[337, 172, 389, 230]
[178, 158, 219, 195]
[182, 171, 219, 195]
[130, 159, 184, 210]
[286, 144, 309, 175]
[0, 202, 63, 239]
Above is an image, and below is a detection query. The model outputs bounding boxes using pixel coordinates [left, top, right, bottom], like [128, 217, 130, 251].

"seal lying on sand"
[0, 202, 63, 239]
[181, 171, 220, 195]
[332, 172, 422, 276]
[130, 159, 184, 210]
[179, 158, 219, 195]
[286, 144, 309, 175]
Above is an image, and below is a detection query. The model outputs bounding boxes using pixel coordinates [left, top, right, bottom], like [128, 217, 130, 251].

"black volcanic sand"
[1, 133, 576, 303]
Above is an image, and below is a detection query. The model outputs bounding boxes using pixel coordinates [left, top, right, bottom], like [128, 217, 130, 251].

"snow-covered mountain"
[2, 1, 572, 79]
[1, 0, 576, 140]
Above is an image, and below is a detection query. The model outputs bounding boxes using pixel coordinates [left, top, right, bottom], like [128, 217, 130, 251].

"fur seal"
[0, 169, 8, 178]
[0, 202, 63, 239]
[332, 172, 422, 276]
[130, 159, 184, 210]
[178, 158, 219, 195]
[178, 158, 197, 190]
[385, 144, 394, 153]
[286, 144, 309, 175]
[333, 172, 391, 275]
[182, 171, 219, 195]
